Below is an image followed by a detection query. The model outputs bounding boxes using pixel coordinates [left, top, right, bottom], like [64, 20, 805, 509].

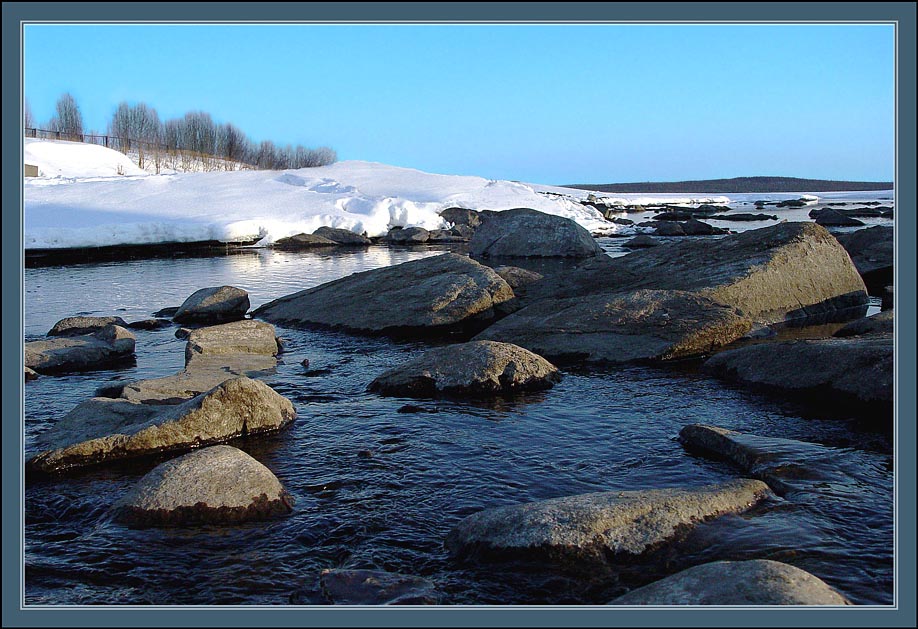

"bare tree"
[50, 93, 84, 141]
[24, 97, 34, 131]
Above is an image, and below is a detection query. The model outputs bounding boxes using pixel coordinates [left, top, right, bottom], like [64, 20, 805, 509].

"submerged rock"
[609, 560, 850, 605]
[476, 289, 752, 364]
[115, 445, 293, 527]
[312, 226, 371, 246]
[48, 316, 128, 336]
[253, 253, 514, 337]
[833, 310, 894, 338]
[703, 336, 892, 413]
[27, 377, 296, 474]
[173, 286, 250, 324]
[25, 325, 136, 374]
[524, 222, 867, 326]
[445, 479, 770, 565]
[273, 233, 339, 249]
[319, 569, 440, 605]
[367, 340, 561, 397]
[469, 208, 603, 258]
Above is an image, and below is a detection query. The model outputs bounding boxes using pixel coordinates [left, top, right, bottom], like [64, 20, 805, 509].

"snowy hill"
[25, 138, 145, 178]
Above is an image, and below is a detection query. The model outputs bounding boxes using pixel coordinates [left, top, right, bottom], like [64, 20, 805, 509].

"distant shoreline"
[563, 177, 894, 194]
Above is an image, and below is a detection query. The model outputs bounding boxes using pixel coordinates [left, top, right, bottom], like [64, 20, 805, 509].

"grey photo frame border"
[3, 2, 915, 627]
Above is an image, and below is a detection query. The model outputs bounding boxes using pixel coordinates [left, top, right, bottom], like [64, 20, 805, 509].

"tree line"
[24, 93, 337, 173]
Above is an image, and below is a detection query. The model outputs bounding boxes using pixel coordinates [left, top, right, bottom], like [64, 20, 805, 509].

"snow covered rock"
[367, 340, 561, 397]
[115, 445, 294, 527]
[609, 560, 850, 605]
[27, 377, 296, 474]
[445, 480, 771, 566]
[469, 208, 603, 258]
[173, 285, 250, 324]
[477, 289, 752, 364]
[25, 325, 136, 374]
[254, 253, 514, 337]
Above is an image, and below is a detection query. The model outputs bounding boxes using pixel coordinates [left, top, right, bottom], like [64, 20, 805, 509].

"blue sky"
[23, 24, 895, 183]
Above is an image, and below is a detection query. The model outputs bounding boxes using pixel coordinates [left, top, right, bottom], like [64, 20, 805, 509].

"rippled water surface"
[23, 245, 894, 606]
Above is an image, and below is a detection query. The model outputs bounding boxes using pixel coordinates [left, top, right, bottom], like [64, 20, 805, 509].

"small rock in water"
[301, 358, 311, 369]
[319, 569, 440, 605]
[173, 286, 250, 324]
[396, 404, 437, 414]
[357, 449, 374, 459]
[48, 316, 129, 336]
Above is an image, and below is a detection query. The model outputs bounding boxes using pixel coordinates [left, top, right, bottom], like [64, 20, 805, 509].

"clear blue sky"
[23, 24, 894, 184]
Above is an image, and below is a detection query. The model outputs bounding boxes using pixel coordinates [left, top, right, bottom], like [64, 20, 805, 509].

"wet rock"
[833, 310, 894, 338]
[386, 226, 430, 243]
[623, 235, 661, 248]
[48, 316, 128, 336]
[609, 560, 850, 605]
[835, 226, 893, 296]
[312, 226, 372, 246]
[184, 320, 279, 364]
[813, 209, 865, 227]
[476, 290, 752, 364]
[445, 479, 770, 565]
[253, 253, 514, 337]
[114, 445, 293, 527]
[524, 223, 868, 326]
[173, 286, 250, 324]
[25, 325, 136, 374]
[704, 336, 892, 413]
[319, 569, 440, 605]
[368, 340, 561, 397]
[469, 208, 603, 258]
[273, 233, 339, 249]
[439, 207, 482, 229]
[25, 366, 39, 381]
[708, 213, 778, 222]
[27, 377, 296, 474]
[653, 222, 685, 236]
[127, 318, 172, 331]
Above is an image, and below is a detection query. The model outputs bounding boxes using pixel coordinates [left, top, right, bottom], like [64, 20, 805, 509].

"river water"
[23, 209, 895, 606]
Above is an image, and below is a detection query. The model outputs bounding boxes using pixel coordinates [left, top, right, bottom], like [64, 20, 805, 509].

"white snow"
[24, 138, 145, 179]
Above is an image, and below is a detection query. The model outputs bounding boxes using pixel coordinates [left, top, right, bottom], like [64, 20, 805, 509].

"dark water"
[23, 246, 894, 606]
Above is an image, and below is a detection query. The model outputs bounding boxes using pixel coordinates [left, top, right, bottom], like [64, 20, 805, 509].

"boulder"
[653, 222, 685, 236]
[609, 560, 850, 605]
[449, 224, 475, 239]
[623, 235, 661, 248]
[27, 377, 296, 474]
[319, 569, 440, 605]
[25, 325, 136, 374]
[48, 316, 128, 336]
[492, 266, 543, 292]
[708, 213, 778, 222]
[681, 219, 726, 236]
[173, 286, 250, 324]
[253, 253, 514, 337]
[274, 233, 339, 249]
[523, 223, 868, 326]
[703, 336, 892, 412]
[476, 290, 752, 364]
[833, 310, 894, 338]
[469, 208, 603, 258]
[114, 445, 293, 527]
[386, 226, 430, 243]
[312, 226, 372, 246]
[652, 212, 695, 222]
[367, 340, 561, 397]
[184, 320, 279, 364]
[776, 199, 808, 208]
[834, 226, 893, 295]
[813, 209, 865, 227]
[439, 207, 482, 229]
[445, 479, 771, 565]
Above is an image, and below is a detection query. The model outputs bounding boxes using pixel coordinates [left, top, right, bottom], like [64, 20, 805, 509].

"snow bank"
[24, 138, 145, 178]
[25, 140, 616, 249]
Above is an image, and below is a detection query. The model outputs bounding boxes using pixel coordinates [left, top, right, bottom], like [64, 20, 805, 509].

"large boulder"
[524, 222, 868, 325]
[313, 226, 371, 246]
[253, 253, 514, 337]
[609, 560, 850, 605]
[48, 316, 128, 336]
[25, 325, 136, 374]
[469, 208, 603, 258]
[367, 340, 561, 397]
[173, 286, 250, 324]
[114, 445, 293, 527]
[445, 479, 771, 565]
[319, 569, 440, 605]
[703, 336, 893, 413]
[834, 226, 893, 295]
[476, 290, 752, 364]
[27, 377, 296, 474]
[273, 233, 339, 249]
